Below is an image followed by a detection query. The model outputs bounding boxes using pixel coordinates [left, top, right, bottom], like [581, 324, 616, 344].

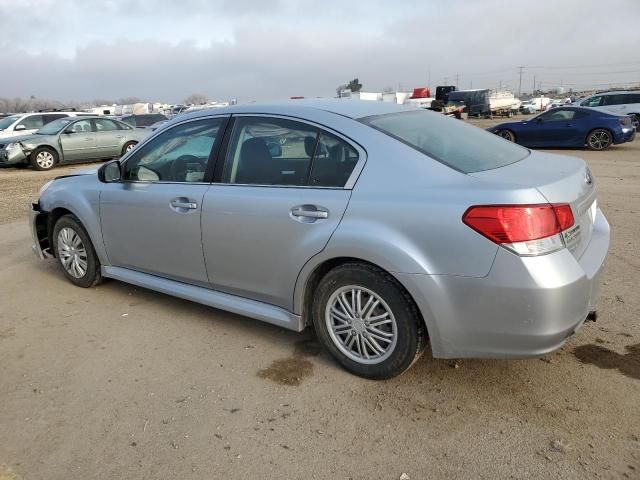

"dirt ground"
[0, 121, 639, 480]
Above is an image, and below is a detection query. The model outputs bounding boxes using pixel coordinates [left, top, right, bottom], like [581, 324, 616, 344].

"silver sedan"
[30, 100, 609, 378]
[0, 116, 148, 170]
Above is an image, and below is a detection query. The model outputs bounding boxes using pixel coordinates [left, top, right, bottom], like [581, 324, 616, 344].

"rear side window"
[362, 110, 529, 173]
[43, 114, 67, 124]
[222, 117, 359, 187]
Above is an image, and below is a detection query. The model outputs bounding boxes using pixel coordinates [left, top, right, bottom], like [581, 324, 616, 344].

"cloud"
[0, 0, 639, 103]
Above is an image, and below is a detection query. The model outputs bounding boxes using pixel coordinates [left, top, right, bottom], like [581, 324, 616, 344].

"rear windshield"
[361, 110, 529, 173]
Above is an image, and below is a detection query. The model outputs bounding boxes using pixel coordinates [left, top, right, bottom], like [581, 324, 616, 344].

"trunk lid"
[470, 151, 597, 259]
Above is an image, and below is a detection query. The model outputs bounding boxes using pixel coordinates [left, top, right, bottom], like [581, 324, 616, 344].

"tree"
[347, 78, 363, 93]
[118, 96, 142, 105]
[184, 93, 209, 105]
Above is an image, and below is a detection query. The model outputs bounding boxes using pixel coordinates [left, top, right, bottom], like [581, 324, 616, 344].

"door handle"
[115, 134, 124, 138]
[85, 137, 94, 141]
[291, 207, 328, 219]
[170, 199, 198, 210]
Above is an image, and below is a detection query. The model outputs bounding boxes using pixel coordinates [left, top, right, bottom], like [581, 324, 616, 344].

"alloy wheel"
[125, 142, 136, 152]
[57, 227, 88, 278]
[498, 130, 515, 142]
[325, 285, 398, 364]
[36, 151, 55, 169]
[588, 130, 611, 150]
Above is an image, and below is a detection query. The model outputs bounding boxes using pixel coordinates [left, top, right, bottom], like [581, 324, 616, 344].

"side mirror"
[14, 125, 26, 131]
[98, 160, 122, 183]
[64, 128, 76, 134]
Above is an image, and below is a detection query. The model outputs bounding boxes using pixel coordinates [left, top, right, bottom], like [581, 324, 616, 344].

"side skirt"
[102, 266, 304, 332]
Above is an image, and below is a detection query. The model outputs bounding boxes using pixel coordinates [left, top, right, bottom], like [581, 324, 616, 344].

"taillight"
[620, 117, 632, 126]
[462, 204, 574, 256]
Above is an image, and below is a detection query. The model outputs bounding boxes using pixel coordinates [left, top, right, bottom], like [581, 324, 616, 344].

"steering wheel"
[170, 155, 205, 182]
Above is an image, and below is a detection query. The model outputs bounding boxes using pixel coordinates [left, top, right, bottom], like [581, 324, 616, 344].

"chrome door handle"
[170, 199, 197, 209]
[291, 207, 328, 219]
[115, 135, 124, 138]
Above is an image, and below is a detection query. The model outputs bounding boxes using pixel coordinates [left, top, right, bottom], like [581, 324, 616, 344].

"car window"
[540, 109, 576, 121]
[35, 118, 75, 135]
[584, 96, 603, 107]
[67, 119, 93, 133]
[122, 118, 223, 183]
[93, 118, 120, 131]
[630, 93, 640, 104]
[308, 132, 359, 187]
[0, 115, 21, 130]
[17, 115, 44, 130]
[362, 110, 529, 173]
[121, 116, 136, 127]
[135, 114, 166, 127]
[43, 114, 68, 124]
[223, 117, 319, 186]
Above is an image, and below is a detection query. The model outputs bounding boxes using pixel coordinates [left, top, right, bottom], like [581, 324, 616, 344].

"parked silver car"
[30, 100, 609, 378]
[1, 116, 148, 170]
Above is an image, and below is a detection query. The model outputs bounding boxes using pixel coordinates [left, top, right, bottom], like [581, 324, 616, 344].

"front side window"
[539, 109, 576, 121]
[36, 118, 74, 135]
[223, 117, 359, 187]
[584, 96, 603, 107]
[67, 119, 93, 133]
[363, 110, 529, 173]
[122, 118, 223, 183]
[17, 115, 44, 130]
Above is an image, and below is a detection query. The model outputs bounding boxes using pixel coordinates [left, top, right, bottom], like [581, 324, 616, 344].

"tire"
[121, 141, 137, 156]
[312, 263, 426, 379]
[497, 129, 516, 142]
[30, 147, 58, 171]
[52, 215, 102, 288]
[586, 129, 612, 151]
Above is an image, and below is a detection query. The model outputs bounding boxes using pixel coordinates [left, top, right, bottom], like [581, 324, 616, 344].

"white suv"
[0, 112, 92, 139]
[580, 91, 640, 126]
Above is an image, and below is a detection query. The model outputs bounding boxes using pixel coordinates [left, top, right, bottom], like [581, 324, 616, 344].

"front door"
[202, 115, 361, 310]
[60, 119, 97, 161]
[533, 109, 577, 147]
[100, 116, 227, 286]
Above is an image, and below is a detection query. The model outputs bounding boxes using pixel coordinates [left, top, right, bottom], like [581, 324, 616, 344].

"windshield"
[35, 118, 75, 135]
[0, 115, 20, 130]
[362, 110, 529, 173]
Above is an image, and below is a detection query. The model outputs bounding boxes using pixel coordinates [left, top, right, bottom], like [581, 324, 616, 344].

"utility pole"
[517, 66, 524, 97]
[455, 73, 460, 89]
[427, 68, 431, 88]
[533, 75, 536, 94]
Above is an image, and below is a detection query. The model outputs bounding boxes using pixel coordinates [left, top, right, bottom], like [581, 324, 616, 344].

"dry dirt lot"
[0, 124, 639, 479]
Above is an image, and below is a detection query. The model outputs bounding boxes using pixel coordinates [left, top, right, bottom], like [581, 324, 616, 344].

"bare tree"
[184, 93, 209, 105]
[117, 96, 142, 105]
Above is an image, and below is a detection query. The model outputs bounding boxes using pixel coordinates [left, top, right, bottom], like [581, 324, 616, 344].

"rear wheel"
[586, 129, 612, 151]
[121, 141, 137, 156]
[52, 215, 102, 288]
[497, 129, 516, 142]
[312, 263, 426, 379]
[30, 147, 58, 171]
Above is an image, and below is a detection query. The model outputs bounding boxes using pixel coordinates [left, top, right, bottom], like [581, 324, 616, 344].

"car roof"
[591, 91, 637, 96]
[175, 99, 418, 122]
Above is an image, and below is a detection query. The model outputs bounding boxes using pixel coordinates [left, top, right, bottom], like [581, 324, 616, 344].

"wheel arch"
[295, 255, 440, 354]
[585, 127, 614, 146]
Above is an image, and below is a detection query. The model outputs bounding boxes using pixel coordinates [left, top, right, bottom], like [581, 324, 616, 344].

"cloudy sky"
[1, 0, 639, 103]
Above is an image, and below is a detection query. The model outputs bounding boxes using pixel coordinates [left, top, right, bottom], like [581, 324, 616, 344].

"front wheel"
[586, 129, 612, 151]
[52, 215, 102, 288]
[312, 263, 426, 379]
[497, 129, 516, 142]
[30, 147, 58, 171]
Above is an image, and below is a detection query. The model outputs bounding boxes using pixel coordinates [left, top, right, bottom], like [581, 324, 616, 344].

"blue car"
[488, 106, 636, 150]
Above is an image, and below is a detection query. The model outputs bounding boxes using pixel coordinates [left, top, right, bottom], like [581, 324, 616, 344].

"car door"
[59, 119, 97, 161]
[92, 118, 123, 157]
[532, 109, 577, 146]
[100, 116, 227, 287]
[201, 115, 362, 310]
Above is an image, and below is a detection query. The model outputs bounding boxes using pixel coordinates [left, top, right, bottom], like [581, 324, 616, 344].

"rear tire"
[497, 129, 516, 142]
[312, 263, 426, 379]
[121, 141, 137, 156]
[586, 129, 612, 151]
[30, 147, 58, 171]
[52, 215, 102, 288]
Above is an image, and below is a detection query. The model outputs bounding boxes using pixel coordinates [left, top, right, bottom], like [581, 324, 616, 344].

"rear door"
[59, 119, 97, 161]
[93, 118, 123, 157]
[201, 115, 362, 310]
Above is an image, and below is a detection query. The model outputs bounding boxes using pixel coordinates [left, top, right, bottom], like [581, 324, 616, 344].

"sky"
[1, 0, 639, 103]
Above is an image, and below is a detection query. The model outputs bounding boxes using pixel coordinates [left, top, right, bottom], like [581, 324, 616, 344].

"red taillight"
[462, 204, 574, 244]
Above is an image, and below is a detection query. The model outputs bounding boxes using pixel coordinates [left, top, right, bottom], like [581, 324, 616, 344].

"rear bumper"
[615, 127, 636, 144]
[397, 208, 610, 359]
